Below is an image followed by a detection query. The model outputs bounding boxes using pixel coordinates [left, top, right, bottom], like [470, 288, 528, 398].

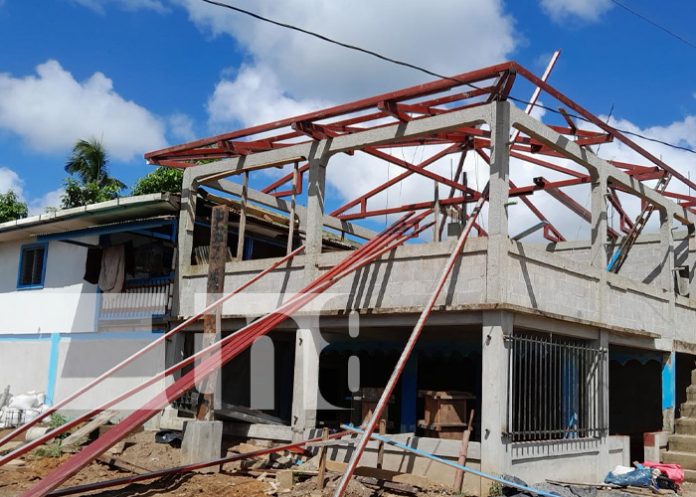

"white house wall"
[0, 238, 99, 334]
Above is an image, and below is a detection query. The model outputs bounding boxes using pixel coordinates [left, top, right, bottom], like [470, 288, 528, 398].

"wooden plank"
[377, 419, 386, 469]
[317, 427, 329, 489]
[454, 408, 475, 492]
[196, 204, 229, 420]
[60, 410, 118, 448]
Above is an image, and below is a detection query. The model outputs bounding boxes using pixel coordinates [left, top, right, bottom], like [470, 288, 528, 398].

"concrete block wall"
[179, 235, 696, 346]
[179, 238, 489, 317]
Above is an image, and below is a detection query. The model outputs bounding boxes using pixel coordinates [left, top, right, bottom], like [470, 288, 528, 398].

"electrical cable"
[609, 0, 696, 51]
[199, 0, 696, 157]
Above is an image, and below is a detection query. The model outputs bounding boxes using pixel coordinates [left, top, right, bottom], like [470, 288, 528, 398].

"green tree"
[61, 138, 125, 208]
[0, 189, 29, 222]
[132, 166, 183, 195]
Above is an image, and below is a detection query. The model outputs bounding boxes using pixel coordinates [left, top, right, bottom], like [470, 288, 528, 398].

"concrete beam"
[509, 106, 696, 226]
[205, 178, 378, 241]
[183, 104, 490, 181]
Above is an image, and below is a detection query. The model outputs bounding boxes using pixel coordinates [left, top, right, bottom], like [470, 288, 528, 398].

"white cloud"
[539, 0, 612, 22]
[0, 167, 23, 195]
[168, 113, 197, 142]
[28, 188, 64, 215]
[177, 0, 517, 103]
[72, 0, 167, 14]
[207, 65, 330, 129]
[0, 60, 168, 161]
[0, 167, 62, 215]
[187, 0, 518, 208]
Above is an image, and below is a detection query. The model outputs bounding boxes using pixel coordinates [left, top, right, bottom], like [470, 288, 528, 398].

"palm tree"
[64, 138, 125, 190]
[60, 138, 126, 208]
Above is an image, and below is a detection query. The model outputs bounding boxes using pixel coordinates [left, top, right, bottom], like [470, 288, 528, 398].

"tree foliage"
[132, 167, 183, 195]
[61, 138, 125, 208]
[0, 189, 29, 222]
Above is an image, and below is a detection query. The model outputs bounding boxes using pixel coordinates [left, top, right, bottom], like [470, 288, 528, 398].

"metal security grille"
[505, 333, 608, 442]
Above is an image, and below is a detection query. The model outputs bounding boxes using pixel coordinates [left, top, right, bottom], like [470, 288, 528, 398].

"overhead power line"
[199, 0, 696, 156]
[609, 0, 696, 51]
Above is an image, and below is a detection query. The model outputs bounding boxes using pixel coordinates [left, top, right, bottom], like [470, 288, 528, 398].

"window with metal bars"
[505, 333, 608, 442]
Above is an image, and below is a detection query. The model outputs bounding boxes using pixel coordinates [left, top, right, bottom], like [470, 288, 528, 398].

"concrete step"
[676, 418, 696, 435]
[685, 469, 696, 483]
[663, 450, 696, 470]
[687, 385, 696, 402]
[691, 369, 696, 385]
[669, 434, 696, 452]
[680, 403, 696, 418]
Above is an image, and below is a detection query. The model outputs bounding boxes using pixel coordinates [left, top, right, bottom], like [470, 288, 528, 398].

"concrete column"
[593, 329, 610, 481]
[487, 101, 511, 237]
[305, 146, 329, 281]
[291, 328, 321, 440]
[486, 102, 511, 305]
[480, 310, 512, 494]
[659, 208, 675, 291]
[662, 349, 676, 433]
[590, 172, 608, 270]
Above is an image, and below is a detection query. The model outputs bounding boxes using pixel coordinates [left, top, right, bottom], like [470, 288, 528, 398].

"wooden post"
[236, 172, 248, 261]
[318, 427, 329, 489]
[196, 204, 229, 420]
[376, 418, 386, 469]
[287, 164, 299, 255]
[454, 409, 475, 492]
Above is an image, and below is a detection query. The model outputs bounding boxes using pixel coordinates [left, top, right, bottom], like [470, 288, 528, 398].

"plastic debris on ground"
[0, 390, 49, 428]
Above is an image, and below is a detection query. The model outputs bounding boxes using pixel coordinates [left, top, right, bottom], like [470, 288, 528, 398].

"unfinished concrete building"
[12, 60, 696, 497]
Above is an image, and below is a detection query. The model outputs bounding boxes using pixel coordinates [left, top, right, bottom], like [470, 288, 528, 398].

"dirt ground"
[0, 430, 453, 497]
[4, 428, 696, 497]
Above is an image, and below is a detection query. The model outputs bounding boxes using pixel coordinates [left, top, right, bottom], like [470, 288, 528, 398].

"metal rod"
[332, 187, 488, 497]
[342, 425, 561, 497]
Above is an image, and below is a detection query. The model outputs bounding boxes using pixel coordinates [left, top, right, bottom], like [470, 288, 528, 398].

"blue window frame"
[17, 242, 48, 290]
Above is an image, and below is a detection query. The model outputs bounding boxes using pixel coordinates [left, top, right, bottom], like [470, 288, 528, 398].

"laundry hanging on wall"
[98, 244, 125, 293]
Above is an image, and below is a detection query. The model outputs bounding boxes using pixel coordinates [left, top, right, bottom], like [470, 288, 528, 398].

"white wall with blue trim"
[0, 238, 99, 333]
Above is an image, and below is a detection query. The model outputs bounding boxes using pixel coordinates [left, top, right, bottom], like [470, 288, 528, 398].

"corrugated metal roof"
[0, 193, 180, 243]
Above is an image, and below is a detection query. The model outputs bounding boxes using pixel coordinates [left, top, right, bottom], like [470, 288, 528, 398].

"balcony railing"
[99, 274, 174, 322]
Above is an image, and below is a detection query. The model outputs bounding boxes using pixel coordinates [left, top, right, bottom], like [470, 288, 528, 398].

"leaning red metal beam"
[332, 186, 489, 497]
[3, 213, 424, 466]
[20, 213, 432, 497]
[0, 245, 306, 454]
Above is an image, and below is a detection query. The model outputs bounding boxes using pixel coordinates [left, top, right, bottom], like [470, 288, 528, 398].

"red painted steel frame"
[21, 213, 431, 497]
[146, 59, 696, 229]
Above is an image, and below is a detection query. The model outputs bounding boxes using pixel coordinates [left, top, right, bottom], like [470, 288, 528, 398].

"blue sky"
[0, 0, 695, 216]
